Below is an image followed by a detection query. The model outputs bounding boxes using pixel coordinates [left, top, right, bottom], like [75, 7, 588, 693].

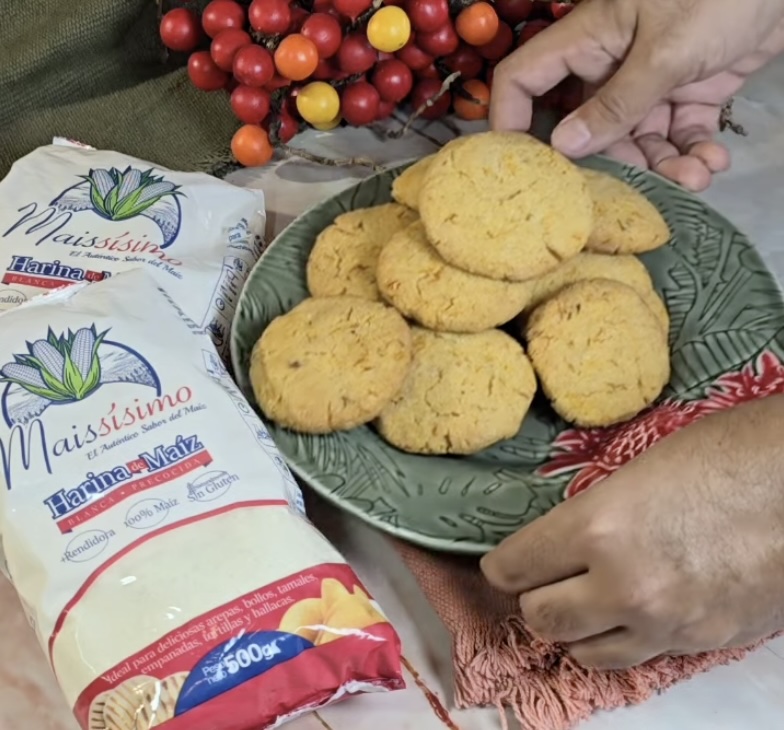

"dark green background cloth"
[0, 0, 238, 177]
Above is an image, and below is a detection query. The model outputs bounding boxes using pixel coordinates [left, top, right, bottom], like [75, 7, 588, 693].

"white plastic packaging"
[0, 269, 403, 730]
[0, 143, 266, 358]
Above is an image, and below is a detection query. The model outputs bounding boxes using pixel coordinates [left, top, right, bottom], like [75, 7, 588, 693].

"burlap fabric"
[0, 0, 236, 178]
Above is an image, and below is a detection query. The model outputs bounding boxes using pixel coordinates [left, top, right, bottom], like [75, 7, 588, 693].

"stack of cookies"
[250, 131, 672, 455]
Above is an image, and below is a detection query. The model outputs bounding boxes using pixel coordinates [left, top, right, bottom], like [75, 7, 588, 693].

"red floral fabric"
[538, 350, 784, 498]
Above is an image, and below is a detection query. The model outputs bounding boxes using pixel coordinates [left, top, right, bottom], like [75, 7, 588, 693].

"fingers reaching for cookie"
[249, 131, 674, 455]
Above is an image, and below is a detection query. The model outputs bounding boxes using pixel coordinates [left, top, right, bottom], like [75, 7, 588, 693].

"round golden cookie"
[391, 154, 435, 211]
[583, 169, 671, 254]
[641, 287, 670, 335]
[306, 203, 418, 301]
[418, 131, 593, 281]
[376, 328, 537, 454]
[251, 297, 412, 433]
[526, 279, 670, 427]
[521, 252, 654, 314]
[377, 220, 531, 333]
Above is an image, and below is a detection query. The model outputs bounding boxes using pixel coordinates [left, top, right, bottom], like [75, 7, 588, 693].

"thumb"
[551, 41, 681, 158]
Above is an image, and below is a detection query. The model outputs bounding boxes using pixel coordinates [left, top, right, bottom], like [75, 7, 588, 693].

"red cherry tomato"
[312, 0, 335, 13]
[443, 44, 484, 79]
[395, 37, 433, 70]
[415, 62, 440, 79]
[455, 2, 499, 47]
[188, 51, 230, 91]
[202, 0, 246, 38]
[341, 81, 381, 125]
[334, 69, 357, 81]
[377, 98, 397, 119]
[337, 33, 378, 73]
[288, 6, 311, 32]
[231, 85, 272, 123]
[333, 0, 373, 20]
[518, 18, 552, 45]
[279, 111, 300, 141]
[232, 125, 275, 167]
[453, 78, 490, 120]
[301, 13, 343, 59]
[233, 44, 276, 87]
[249, 0, 292, 34]
[485, 63, 495, 88]
[494, 0, 533, 25]
[372, 58, 414, 101]
[410, 78, 450, 119]
[264, 111, 300, 142]
[274, 34, 320, 81]
[264, 73, 292, 91]
[312, 57, 338, 79]
[407, 0, 449, 33]
[550, 2, 574, 19]
[160, 9, 201, 53]
[417, 22, 459, 56]
[210, 29, 251, 71]
[384, 0, 406, 6]
[477, 21, 513, 61]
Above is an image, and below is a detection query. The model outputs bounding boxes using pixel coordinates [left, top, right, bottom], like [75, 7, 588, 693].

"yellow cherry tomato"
[296, 82, 341, 125]
[367, 6, 412, 53]
[311, 114, 341, 131]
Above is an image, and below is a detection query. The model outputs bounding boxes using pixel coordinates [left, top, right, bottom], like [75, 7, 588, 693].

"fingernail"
[552, 117, 592, 156]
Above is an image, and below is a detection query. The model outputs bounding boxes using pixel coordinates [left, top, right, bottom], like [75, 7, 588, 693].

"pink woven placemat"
[394, 540, 754, 730]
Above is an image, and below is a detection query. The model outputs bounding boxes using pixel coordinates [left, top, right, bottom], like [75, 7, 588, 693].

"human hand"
[480, 395, 784, 669]
[490, 0, 784, 191]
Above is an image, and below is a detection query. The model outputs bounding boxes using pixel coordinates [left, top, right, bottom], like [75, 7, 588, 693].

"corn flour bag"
[0, 269, 404, 730]
[0, 143, 266, 359]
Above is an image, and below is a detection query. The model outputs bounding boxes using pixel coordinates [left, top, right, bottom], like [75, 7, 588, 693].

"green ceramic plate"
[231, 156, 784, 555]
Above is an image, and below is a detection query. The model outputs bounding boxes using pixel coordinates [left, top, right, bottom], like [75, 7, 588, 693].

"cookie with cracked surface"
[526, 279, 670, 427]
[520, 252, 655, 312]
[641, 287, 670, 336]
[583, 168, 671, 254]
[251, 297, 412, 433]
[391, 154, 435, 210]
[418, 131, 593, 281]
[307, 203, 418, 301]
[377, 220, 531, 333]
[376, 328, 537, 454]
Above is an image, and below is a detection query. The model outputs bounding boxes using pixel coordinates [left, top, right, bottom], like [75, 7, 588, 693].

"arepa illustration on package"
[0, 269, 404, 730]
[0, 141, 266, 358]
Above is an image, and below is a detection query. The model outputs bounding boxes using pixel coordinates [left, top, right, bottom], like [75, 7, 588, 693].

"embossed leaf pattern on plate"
[231, 156, 784, 554]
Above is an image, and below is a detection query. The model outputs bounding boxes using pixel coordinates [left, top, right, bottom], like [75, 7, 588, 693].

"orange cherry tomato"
[231, 124, 275, 167]
[455, 2, 499, 47]
[274, 34, 320, 81]
[453, 78, 490, 120]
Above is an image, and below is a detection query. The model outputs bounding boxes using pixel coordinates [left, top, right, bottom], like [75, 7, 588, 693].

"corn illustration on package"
[0, 142, 266, 359]
[0, 269, 404, 730]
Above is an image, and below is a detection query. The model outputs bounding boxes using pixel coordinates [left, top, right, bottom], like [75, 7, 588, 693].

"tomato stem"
[387, 71, 461, 139]
[351, 0, 385, 29]
[280, 144, 384, 170]
[719, 99, 747, 136]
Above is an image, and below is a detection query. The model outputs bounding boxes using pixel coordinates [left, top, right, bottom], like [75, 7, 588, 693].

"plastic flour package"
[0, 141, 266, 359]
[0, 269, 404, 730]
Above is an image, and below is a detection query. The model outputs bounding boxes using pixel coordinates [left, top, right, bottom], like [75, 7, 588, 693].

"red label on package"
[73, 563, 403, 730]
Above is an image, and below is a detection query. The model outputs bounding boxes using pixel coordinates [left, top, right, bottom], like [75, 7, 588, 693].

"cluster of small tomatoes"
[159, 0, 578, 167]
